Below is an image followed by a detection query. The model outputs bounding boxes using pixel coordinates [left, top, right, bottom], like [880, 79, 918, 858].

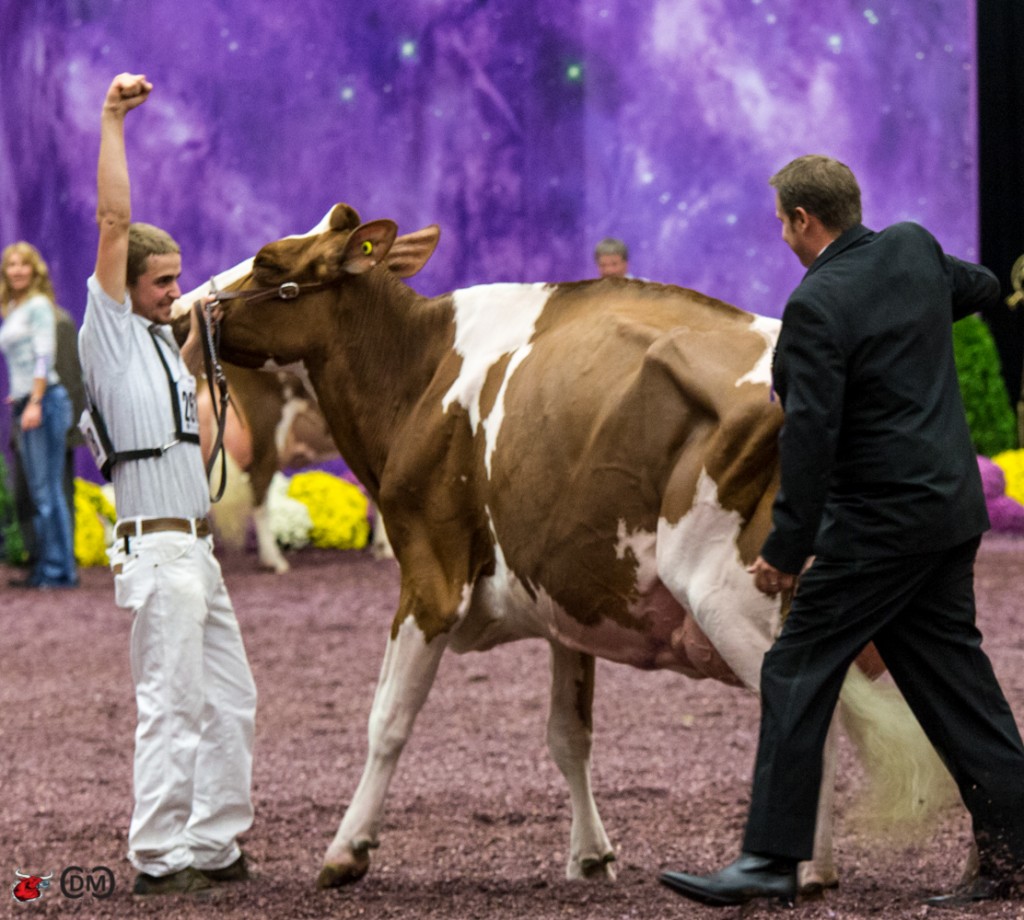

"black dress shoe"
[659, 852, 798, 907]
[925, 875, 1018, 908]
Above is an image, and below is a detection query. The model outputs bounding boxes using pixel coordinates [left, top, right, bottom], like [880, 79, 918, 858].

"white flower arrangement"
[266, 472, 314, 549]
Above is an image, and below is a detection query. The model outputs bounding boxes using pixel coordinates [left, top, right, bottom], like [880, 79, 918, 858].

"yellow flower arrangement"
[74, 477, 117, 566]
[993, 449, 1024, 507]
[287, 471, 370, 550]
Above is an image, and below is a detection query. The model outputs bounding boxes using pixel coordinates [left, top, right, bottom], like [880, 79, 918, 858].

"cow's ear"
[386, 225, 440, 278]
[340, 220, 398, 275]
[329, 204, 362, 231]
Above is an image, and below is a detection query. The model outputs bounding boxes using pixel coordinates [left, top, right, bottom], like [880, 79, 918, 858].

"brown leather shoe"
[199, 852, 250, 883]
[133, 866, 213, 896]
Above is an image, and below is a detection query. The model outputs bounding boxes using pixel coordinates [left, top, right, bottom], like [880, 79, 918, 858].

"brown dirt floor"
[4, 535, 1024, 919]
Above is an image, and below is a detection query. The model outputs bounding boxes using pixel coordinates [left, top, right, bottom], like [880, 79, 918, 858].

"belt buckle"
[117, 518, 140, 551]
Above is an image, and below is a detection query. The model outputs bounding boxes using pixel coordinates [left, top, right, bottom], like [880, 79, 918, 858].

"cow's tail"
[837, 666, 959, 839]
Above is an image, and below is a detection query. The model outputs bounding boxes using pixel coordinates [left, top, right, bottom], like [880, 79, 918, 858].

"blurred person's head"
[1, 241, 56, 314]
[594, 237, 630, 278]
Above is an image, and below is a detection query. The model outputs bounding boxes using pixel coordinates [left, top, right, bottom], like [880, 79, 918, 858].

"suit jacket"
[760, 222, 997, 574]
[54, 306, 86, 448]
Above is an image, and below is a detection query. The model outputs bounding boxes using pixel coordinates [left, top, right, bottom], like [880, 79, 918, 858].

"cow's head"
[218, 203, 440, 370]
[252, 204, 397, 289]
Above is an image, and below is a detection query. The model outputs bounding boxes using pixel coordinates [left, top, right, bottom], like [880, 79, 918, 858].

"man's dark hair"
[769, 155, 862, 233]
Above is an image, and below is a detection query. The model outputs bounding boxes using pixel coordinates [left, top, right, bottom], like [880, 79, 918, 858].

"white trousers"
[111, 529, 257, 876]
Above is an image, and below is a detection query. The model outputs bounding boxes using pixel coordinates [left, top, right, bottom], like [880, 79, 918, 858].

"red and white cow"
[206, 204, 949, 891]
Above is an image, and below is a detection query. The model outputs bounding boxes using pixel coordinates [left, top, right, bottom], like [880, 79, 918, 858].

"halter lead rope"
[197, 291, 232, 503]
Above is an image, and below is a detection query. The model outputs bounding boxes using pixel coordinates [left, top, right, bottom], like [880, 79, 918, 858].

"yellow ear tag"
[361, 240, 374, 255]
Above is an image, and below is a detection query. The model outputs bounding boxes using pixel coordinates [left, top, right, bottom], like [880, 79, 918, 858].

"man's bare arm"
[95, 73, 152, 302]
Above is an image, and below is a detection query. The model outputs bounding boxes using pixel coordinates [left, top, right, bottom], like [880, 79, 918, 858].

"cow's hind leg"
[547, 644, 616, 880]
[252, 500, 290, 573]
[318, 617, 450, 887]
[244, 398, 290, 574]
[369, 502, 395, 559]
[802, 717, 840, 893]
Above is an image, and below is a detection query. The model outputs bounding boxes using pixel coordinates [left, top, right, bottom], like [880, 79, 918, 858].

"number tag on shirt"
[78, 407, 112, 477]
[178, 376, 200, 438]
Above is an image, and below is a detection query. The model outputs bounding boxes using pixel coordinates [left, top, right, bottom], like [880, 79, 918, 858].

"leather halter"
[196, 275, 332, 499]
[213, 278, 334, 305]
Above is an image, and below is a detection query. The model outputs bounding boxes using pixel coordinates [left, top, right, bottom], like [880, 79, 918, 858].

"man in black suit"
[660, 155, 1024, 909]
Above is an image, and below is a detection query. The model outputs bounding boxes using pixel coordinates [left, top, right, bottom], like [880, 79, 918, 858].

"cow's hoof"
[316, 859, 369, 889]
[572, 852, 617, 880]
[798, 866, 838, 897]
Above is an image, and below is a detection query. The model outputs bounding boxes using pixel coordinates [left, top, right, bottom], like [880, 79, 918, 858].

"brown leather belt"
[114, 517, 212, 539]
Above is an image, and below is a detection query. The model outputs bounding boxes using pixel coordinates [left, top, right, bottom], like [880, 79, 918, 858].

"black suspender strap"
[82, 395, 164, 480]
[147, 324, 200, 447]
[80, 325, 202, 481]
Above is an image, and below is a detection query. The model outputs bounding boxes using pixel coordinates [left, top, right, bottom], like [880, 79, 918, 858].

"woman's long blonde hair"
[1, 241, 56, 318]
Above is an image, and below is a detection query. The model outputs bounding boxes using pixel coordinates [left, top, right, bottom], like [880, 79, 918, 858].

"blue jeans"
[16, 384, 77, 586]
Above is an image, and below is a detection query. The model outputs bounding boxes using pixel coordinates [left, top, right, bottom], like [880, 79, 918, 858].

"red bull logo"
[11, 868, 53, 903]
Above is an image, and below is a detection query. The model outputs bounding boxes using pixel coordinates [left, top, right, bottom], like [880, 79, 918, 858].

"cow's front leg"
[318, 615, 450, 887]
[547, 644, 616, 880]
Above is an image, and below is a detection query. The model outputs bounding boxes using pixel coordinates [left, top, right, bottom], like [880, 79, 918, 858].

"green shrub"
[0, 452, 26, 564]
[953, 314, 1017, 456]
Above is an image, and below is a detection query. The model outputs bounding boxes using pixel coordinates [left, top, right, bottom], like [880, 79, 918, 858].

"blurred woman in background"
[0, 242, 77, 588]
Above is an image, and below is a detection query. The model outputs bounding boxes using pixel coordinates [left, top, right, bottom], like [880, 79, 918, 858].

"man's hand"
[747, 556, 796, 599]
[103, 73, 152, 116]
[181, 295, 222, 376]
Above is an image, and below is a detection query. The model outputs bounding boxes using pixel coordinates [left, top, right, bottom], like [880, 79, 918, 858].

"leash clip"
[207, 277, 222, 308]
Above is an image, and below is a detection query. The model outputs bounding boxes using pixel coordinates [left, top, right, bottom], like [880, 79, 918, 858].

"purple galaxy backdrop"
[0, 0, 977, 476]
